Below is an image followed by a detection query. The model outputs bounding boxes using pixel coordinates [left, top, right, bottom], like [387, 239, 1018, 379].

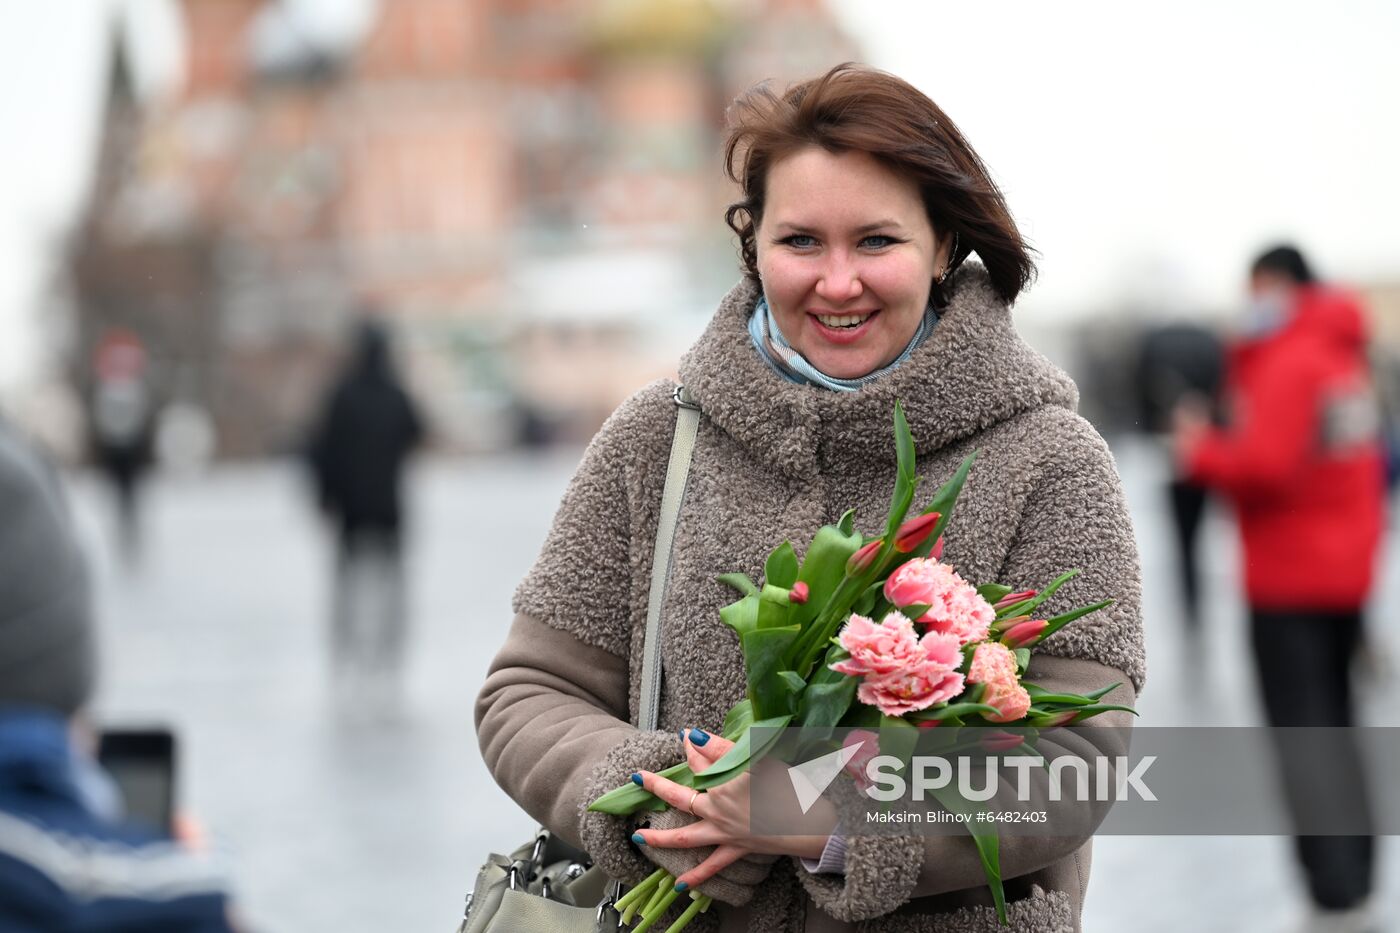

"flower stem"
[631, 887, 682, 933]
[640, 873, 674, 919]
[663, 894, 705, 932]
[614, 868, 666, 914]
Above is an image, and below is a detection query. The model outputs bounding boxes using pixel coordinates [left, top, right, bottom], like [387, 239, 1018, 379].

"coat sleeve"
[475, 613, 683, 874]
[475, 383, 686, 880]
[1187, 352, 1322, 499]
[795, 416, 1145, 921]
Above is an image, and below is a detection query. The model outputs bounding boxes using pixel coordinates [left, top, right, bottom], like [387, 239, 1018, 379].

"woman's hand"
[631, 728, 834, 892]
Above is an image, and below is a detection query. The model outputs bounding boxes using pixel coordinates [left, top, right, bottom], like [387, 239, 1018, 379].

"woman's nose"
[815, 253, 863, 303]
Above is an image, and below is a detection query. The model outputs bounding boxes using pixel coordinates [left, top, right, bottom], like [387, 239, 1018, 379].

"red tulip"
[993, 590, 1036, 611]
[1033, 709, 1080, 728]
[789, 582, 809, 604]
[846, 539, 883, 575]
[1001, 619, 1049, 650]
[893, 512, 941, 553]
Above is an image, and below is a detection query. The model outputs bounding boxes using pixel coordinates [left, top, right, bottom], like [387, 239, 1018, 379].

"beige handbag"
[456, 386, 702, 932]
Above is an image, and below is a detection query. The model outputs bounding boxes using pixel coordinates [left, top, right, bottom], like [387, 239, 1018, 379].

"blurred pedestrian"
[1136, 322, 1225, 643]
[0, 417, 241, 931]
[307, 319, 425, 715]
[88, 329, 155, 565]
[1174, 244, 1384, 929]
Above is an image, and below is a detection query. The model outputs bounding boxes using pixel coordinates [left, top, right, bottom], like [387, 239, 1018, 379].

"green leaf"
[924, 782, 1007, 925]
[882, 402, 921, 543]
[764, 541, 800, 589]
[894, 400, 917, 481]
[588, 760, 694, 815]
[914, 450, 978, 558]
[876, 714, 921, 779]
[742, 625, 803, 719]
[995, 569, 1081, 620]
[840, 702, 884, 729]
[896, 603, 931, 620]
[977, 583, 1013, 604]
[792, 524, 863, 625]
[1014, 648, 1030, 674]
[1039, 599, 1114, 640]
[720, 699, 754, 740]
[1082, 682, 1122, 703]
[837, 508, 857, 536]
[691, 715, 794, 790]
[1060, 703, 1138, 722]
[777, 670, 806, 693]
[719, 594, 759, 638]
[1021, 683, 1098, 706]
[970, 831, 1007, 924]
[717, 573, 758, 597]
[797, 647, 857, 728]
[909, 702, 1003, 723]
[853, 585, 879, 616]
[758, 585, 796, 628]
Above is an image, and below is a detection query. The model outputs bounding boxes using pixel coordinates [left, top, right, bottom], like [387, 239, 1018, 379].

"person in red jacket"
[1175, 244, 1384, 926]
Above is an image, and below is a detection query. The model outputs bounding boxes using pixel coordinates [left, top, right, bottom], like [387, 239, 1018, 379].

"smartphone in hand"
[97, 728, 176, 836]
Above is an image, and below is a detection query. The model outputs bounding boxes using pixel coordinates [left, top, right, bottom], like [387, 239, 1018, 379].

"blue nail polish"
[678, 728, 686, 741]
[632, 833, 647, 846]
[630, 772, 644, 786]
[674, 881, 689, 893]
[690, 729, 710, 747]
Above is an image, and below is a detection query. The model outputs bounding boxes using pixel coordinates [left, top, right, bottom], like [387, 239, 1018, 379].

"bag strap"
[637, 385, 701, 732]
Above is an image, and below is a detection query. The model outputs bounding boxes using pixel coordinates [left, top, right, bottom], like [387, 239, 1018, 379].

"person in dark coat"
[1175, 244, 1384, 928]
[1135, 322, 1225, 641]
[0, 417, 240, 932]
[308, 320, 425, 711]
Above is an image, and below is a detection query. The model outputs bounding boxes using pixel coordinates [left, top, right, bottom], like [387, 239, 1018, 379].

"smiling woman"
[476, 63, 1144, 933]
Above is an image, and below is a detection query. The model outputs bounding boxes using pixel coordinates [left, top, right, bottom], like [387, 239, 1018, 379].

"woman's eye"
[783, 234, 818, 249]
[861, 235, 896, 249]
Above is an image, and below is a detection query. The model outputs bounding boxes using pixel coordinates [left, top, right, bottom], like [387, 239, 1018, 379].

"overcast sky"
[2, 0, 1398, 392]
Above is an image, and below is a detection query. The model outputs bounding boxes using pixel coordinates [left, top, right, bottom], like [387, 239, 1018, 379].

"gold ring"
[688, 789, 701, 811]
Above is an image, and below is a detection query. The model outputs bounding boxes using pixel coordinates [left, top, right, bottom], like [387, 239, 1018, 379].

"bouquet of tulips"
[590, 402, 1134, 929]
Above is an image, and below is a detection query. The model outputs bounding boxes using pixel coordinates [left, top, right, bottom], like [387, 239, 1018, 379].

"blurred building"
[65, 0, 857, 456]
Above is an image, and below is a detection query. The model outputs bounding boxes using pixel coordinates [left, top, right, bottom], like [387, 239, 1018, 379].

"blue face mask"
[1237, 290, 1290, 339]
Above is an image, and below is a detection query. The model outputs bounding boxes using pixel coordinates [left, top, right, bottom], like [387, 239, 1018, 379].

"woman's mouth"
[809, 309, 880, 344]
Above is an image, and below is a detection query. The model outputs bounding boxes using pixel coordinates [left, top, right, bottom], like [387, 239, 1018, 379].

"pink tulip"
[992, 590, 1036, 611]
[1001, 619, 1049, 650]
[990, 614, 1029, 634]
[981, 679, 1032, 724]
[856, 663, 966, 717]
[882, 559, 994, 646]
[967, 642, 1019, 686]
[789, 582, 809, 604]
[846, 539, 884, 575]
[929, 536, 944, 560]
[1034, 709, 1080, 727]
[893, 512, 940, 553]
[831, 613, 924, 678]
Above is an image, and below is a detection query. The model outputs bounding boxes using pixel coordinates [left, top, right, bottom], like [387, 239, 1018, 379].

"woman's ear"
[934, 228, 961, 285]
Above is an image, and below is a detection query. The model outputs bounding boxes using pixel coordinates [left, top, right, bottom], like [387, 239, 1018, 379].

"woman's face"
[756, 146, 948, 379]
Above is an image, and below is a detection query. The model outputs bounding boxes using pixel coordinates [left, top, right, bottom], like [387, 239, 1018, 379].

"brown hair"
[724, 63, 1035, 306]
